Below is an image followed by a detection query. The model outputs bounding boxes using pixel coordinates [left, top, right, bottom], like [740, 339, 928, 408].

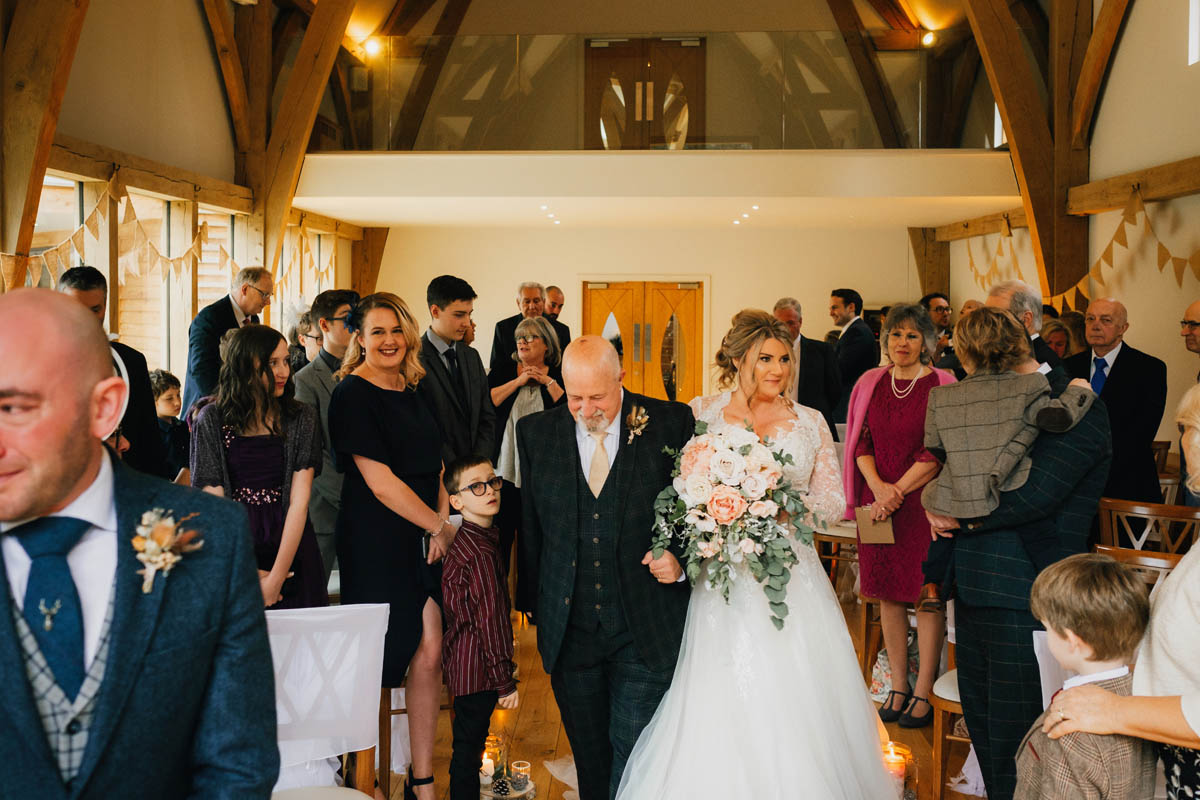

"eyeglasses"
[300, 332, 323, 343]
[329, 314, 351, 325]
[516, 335, 542, 344]
[1182, 320, 1200, 331]
[248, 285, 273, 300]
[458, 477, 503, 496]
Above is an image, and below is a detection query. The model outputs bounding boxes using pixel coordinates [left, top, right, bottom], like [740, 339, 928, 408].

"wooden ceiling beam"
[963, 0, 1054, 294]
[827, 0, 907, 147]
[870, 30, 921, 51]
[389, 0, 473, 150]
[1050, 0, 1091, 297]
[866, 0, 919, 32]
[235, 0, 271, 255]
[271, 9, 306, 89]
[330, 60, 359, 150]
[275, 0, 365, 65]
[289, 207, 363, 240]
[381, 0, 439, 38]
[909, 228, 950, 296]
[201, 0, 251, 154]
[261, 0, 356, 276]
[1008, 0, 1050, 85]
[942, 40, 981, 147]
[351, 228, 389, 296]
[1070, 0, 1133, 148]
[1, 0, 90, 290]
[1068, 155, 1200, 215]
[934, 207, 1028, 241]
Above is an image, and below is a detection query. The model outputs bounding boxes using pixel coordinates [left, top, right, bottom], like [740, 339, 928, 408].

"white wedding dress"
[615, 392, 893, 800]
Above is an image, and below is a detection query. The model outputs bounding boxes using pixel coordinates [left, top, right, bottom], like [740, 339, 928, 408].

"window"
[992, 103, 1008, 148]
[30, 175, 81, 287]
[117, 191, 168, 370]
[1190, 0, 1199, 66]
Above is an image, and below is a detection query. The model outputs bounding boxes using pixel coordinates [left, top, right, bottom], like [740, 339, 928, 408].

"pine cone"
[491, 777, 511, 796]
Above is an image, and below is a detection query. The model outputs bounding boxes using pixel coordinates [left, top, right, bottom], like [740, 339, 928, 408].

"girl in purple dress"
[191, 324, 327, 609]
[842, 304, 955, 728]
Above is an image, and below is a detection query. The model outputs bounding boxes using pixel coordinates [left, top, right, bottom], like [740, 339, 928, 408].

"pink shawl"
[841, 365, 957, 519]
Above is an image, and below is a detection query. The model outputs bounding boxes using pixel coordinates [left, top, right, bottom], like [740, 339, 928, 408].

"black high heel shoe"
[898, 695, 934, 728]
[404, 767, 435, 800]
[878, 689, 911, 723]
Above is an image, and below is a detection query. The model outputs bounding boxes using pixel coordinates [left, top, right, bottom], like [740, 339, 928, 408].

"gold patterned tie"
[588, 431, 610, 497]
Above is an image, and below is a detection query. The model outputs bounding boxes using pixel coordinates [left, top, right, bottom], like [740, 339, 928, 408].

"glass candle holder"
[881, 741, 918, 799]
[484, 733, 509, 779]
[511, 760, 531, 791]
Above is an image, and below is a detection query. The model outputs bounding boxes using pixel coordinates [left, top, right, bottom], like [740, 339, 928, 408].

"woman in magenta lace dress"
[842, 304, 954, 728]
[191, 324, 327, 609]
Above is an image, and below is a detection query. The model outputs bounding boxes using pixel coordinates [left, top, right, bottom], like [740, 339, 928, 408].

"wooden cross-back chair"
[1097, 497, 1200, 554]
[1092, 544, 1182, 589]
[1151, 440, 1171, 473]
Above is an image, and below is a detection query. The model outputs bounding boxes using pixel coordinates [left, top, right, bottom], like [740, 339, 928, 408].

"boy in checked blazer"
[1015, 554, 1157, 800]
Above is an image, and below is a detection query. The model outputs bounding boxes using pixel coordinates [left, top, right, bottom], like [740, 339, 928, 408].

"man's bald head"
[1084, 297, 1129, 357]
[562, 336, 624, 432]
[0, 289, 127, 521]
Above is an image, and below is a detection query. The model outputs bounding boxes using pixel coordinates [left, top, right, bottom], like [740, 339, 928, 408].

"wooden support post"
[201, 0, 251, 155]
[1070, 0, 1133, 148]
[235, 0, 272, 265]
[1050, 0, 1091, 302]
[827, 0, 907, 147]
[1, 0, 90, 288]
[260, 0, 355, 278]
[908, 228, 950, 297]
[351, 228, 388, 296]
[963, 0, 1054, 295]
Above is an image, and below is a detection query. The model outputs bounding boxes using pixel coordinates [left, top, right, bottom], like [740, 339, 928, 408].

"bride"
[616, 310, 893, 799]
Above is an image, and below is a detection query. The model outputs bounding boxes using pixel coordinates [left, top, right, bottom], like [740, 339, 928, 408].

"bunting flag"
[966, 230, 1023, 289]
[28, 255, 45, 288]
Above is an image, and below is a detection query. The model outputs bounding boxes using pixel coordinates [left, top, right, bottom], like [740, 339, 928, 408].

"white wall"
[374, 224, 920, 394]
[949, 0, 1200, 448]
[59, 0, 237, 182]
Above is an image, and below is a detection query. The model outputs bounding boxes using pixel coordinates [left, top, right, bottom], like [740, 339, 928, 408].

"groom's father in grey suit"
[0, 289, 278, 799]
[294, 288, 359, 578]
[517, 336, 693, 800]
[418, 275, 495, 466]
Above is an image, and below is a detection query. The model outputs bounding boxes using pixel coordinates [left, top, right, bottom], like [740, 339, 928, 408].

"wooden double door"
[581, 281, 704, 404]
[584, 37, 706, 150]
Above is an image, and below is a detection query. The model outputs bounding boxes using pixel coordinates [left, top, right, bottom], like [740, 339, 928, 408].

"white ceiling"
[293, 149, 1020, 230]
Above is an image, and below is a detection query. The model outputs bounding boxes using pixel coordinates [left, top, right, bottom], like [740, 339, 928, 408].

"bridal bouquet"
[651, 421, 813, 630]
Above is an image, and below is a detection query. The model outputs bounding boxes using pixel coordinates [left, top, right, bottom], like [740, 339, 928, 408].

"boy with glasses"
[441, 456, 518, 800]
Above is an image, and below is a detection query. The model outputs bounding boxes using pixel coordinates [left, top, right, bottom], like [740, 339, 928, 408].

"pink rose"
[707, 484, 749, 526]
[738, 538, 757, 554]
[749, 499, 779, 518]
[680, 438, 716, 479]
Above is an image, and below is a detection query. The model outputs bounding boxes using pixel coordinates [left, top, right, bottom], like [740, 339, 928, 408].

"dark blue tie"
[14, 517, 90, 699]
[1090, 356, 1108, 394]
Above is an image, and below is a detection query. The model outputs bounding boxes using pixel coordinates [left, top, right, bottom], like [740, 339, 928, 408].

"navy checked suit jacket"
[0, 455, 279, 799]
[516, 391, 693, 674]
[953, 373, 1112, 611]
[182, 296, 242, 419]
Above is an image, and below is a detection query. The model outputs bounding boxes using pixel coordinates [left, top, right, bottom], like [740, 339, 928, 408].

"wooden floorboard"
[391, 598, 977, 800]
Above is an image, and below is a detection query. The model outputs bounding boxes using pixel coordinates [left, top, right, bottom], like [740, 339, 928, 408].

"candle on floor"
[882, 741, 910, 799]
[511, 760, 531, 790]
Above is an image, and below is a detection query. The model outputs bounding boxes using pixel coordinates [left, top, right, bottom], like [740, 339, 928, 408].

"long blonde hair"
[1178, 383, 1200, 494]
[714, 309, 794, 394]
[336, 292, 426, 389]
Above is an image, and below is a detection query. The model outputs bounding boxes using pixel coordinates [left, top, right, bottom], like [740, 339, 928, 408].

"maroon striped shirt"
[441, 520, 516, 697]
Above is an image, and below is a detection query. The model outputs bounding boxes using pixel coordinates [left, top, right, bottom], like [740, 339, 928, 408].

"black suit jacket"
[111, 340, 170, 478]
[417, 332, 496, 466]
[1031, 334, 1063, 370]
[833, 318, 878, 423]
[793, 335, 841, 439]
[489, 313, 571, 385]
[517, 391, 693, 674]
[182, 296, 246, 418]
[1064, 343, 1167, 504]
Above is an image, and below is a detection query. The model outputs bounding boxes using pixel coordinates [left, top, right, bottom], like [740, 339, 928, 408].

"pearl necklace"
[890, 366, 921, 400]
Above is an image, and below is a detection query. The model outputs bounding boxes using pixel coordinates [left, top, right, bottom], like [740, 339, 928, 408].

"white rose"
[726, 539, 745, 563]
[710, 449, 748, 486]
[741, 473, 768, 500]
[748, 499, 779, 518]
[748, 443, 774, 466]
[673, 475, 688, 499]
[738, 538, 757, 554]
[684, 474, 715, 506]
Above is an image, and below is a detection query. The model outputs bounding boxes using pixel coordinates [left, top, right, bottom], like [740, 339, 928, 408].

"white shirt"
[1134, 544, 1200, 734]
[426, 327, 459, 372]
[1036, 362, 1052, 375]
[1, 456, 118, 668]
[1089, 340, 1123, 379]
[838, 316, 861, 337]
[1063, 665, 1129, 690]
[575, 391, 623, 475]
[229, 294, 248, 327]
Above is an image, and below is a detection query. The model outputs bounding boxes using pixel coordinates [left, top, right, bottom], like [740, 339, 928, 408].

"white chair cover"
[266, 604, 390, 788]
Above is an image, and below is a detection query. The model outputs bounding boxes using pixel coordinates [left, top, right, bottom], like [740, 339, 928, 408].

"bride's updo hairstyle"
[714, 309, 794, 394]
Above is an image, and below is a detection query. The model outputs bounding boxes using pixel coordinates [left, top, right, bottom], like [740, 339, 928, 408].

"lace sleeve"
[796, 410, 847, 531]
[689, 392, 728, 426]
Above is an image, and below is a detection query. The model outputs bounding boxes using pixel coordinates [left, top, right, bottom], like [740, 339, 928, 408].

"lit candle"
[480, 755, 495, 785]
[883, 742, 907, 798]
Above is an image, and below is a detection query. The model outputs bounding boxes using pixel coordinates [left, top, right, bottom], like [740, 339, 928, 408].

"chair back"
[1151, 440, 1170, 472]
[1160, 473, 1181, 505]
[1097, 497, 1200, 553]
[266, 604, 390, 772]
[1093, 544, 1182, 589]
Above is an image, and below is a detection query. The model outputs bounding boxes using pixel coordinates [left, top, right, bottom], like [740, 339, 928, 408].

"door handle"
[646, 81, 654, 121]
[635, 82, 643, 122]
[644, 323, 652, 363]
[633, 324, 641, 362]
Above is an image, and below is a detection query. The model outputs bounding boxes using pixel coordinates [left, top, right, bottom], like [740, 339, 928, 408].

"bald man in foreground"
[0, 290, 277, 799]
[1064, 297, 1167, 505]
[516, 336, 693, 800]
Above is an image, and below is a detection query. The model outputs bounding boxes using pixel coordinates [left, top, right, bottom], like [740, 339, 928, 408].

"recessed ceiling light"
[751, 204, 760, 211]
[733, 220, 740, 225]
[547, 213, 555, 218]
[921, 31, 936, 47]
[742, 213, 749, 218]
[364, 38, 382, 56]
[540, 205, 548, 210]
[554, 220, 561, 225]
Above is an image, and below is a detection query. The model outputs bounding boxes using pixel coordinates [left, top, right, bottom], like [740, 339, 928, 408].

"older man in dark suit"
[0, 290, 277, 800]
[181, 267, 273, 418]
[928, 360, 1112, 800]
[418, 275, 496, 467]
[1064, 298, 1167, 505]
[829, 288, 878, 423]
[490, 282, 571, 386]
[773, 297, 841, 439]
[294, 288, 359, 578]
[517, 336, 692, 800]
[987, 280, 1061, 370]
[57, 267, 170, 480]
